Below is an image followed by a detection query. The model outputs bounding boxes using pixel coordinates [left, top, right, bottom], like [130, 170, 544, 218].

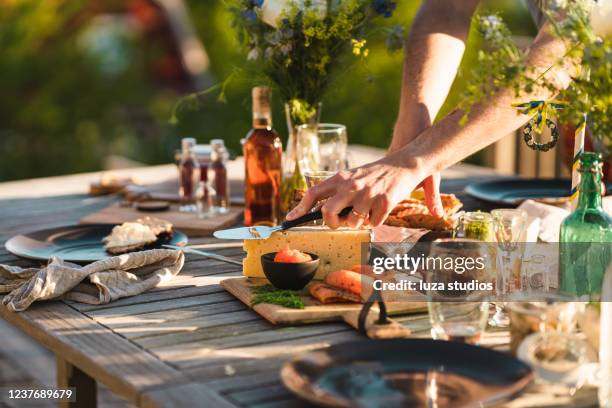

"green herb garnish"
[251, 284, 305, 309]
[465, 220, 491, 241]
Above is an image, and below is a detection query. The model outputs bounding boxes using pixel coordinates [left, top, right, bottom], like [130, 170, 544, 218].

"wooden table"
[0, 156, 598, 408]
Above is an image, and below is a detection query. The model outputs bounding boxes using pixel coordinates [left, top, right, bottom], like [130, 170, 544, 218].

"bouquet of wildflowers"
[229, 0, 401, 123]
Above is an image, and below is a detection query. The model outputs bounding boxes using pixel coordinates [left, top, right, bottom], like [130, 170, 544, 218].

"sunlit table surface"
[0, 146, 598, 407]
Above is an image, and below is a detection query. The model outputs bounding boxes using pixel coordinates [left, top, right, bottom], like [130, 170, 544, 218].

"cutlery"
[213, 207, 353, 240]
[162, 244, 243, 266]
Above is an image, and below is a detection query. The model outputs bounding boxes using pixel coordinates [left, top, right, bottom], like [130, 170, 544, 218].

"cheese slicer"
[213, 207, 353, 240]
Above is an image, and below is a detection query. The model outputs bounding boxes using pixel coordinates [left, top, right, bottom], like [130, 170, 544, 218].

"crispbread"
[384, 193, 463, 231]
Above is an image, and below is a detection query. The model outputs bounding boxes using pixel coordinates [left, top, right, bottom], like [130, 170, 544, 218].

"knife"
[213, 207, 353, 240]
[162, 244, 243, 266]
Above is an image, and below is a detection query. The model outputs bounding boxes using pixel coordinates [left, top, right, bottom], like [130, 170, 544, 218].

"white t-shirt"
[524, 0, 547, 29]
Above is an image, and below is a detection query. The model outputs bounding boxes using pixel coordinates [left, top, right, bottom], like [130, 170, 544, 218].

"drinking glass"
[297, 123, 347, 176]
[509, 294, 593, 393]
[507, 292, 584, 355]
[489, 209, 528, 327]
[304, 170, 336, 189]
[298, 124, 347, 224]
[426, 238, 491, 345]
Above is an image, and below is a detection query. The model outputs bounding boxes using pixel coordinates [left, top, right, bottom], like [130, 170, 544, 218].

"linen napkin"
[519, 197, 612, 242]
[0, 249, 184, 312]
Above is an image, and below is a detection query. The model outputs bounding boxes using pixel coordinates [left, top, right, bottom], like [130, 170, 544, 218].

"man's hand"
[391, 122, 444, 219]
[418, 173, 444, 218]
[286, 156, 424, 228]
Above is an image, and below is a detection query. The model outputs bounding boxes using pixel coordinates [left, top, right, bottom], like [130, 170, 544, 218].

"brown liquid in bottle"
[244, 87, 282, 226]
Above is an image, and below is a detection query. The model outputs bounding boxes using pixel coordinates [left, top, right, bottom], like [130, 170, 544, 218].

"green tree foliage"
[1, 0, 533, 181]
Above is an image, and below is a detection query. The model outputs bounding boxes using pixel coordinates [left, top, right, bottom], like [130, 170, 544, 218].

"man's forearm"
[395, 22, 575, 175]
[390, 0, 479, 151]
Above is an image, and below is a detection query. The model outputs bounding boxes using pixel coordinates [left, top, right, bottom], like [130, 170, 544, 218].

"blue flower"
[242, 9, 257, 22]
[372, 0, 396, 18]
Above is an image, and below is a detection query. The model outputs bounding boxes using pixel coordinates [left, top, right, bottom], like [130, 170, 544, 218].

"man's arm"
[389, 0, 479, 218]
[287, 21, 576, 228]
[398, 21, 574, 177]
[390, 0, 479, 152]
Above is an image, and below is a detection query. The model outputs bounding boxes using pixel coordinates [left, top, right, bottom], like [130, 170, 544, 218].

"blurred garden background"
[0, 0, 537, 182]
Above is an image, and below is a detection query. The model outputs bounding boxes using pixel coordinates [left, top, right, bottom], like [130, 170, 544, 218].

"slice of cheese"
[243, 227, 371, 279]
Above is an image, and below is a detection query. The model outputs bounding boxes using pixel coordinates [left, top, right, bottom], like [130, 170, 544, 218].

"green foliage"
[0, 0, 179, 181]
[1, 0, 539, 181]
[461, 2, 611, 148]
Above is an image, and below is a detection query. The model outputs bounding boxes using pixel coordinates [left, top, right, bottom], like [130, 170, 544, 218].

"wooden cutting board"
[222, 277, 427, 339]
[80, 203, 242, 236]
[124, 179, 245, 205]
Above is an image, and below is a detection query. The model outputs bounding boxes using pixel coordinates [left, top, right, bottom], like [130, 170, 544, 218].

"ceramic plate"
[5, 224, 188, 263]
[281, 339, 533, 408]
[465, 178, 611, 205]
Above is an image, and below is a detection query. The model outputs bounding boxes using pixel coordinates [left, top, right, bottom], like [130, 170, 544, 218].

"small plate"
[281, 339, 533, 407]
[5, 224, 188, 263]
[465, 178, 612, 205]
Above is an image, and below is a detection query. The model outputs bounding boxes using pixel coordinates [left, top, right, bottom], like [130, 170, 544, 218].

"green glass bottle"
[559, 152, 612, 299]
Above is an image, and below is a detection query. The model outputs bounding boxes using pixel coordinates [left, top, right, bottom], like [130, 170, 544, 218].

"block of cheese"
[243, 227, 371, 279]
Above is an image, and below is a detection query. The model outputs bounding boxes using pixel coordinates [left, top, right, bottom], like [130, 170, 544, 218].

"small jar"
[210, 139, 230, 214]
[456, 212, 494, 241]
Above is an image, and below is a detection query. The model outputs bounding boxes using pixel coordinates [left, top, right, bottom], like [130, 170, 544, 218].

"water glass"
[507, 292, 584, 355]
[426, 239, 491, 345]
[296, 123, 347, 175]
[304, 170, 336, 189]
[489, 208, 528, 327]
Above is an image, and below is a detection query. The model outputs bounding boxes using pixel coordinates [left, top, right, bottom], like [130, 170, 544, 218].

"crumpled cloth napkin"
[519, 196, 612, 242]
[0, 249, 184, 312]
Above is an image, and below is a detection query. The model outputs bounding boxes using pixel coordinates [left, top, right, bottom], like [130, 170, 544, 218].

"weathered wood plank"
[248, 398, 314, 408]
[0, 301, 187, 406]
[86, 292, 237, 318]
[183, 355, 289, 383]
[163, 329, 361, 370]
[104, 307, 257, 341]
[135, 319, 275, 350]
[227, 384, 293, 406]
[113, 305, 259, 342]
[69, 279, 229, 313]
[141, 382, 237, 408]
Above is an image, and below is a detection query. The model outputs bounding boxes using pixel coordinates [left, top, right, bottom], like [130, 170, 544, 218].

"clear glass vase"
[281, 101, 322, 214]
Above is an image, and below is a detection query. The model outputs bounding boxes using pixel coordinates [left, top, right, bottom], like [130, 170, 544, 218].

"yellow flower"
[351, 39, 367, 56]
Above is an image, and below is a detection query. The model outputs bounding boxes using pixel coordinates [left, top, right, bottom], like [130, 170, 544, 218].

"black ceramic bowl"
[261, 252, 320, 290]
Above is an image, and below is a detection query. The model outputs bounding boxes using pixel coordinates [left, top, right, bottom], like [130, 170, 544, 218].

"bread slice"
[102, 218, 173, 255]
[384, 193, 463, 231]
[135, 217, 173, 237]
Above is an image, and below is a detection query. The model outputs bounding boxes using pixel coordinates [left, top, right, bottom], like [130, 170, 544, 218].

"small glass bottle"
[559, 152, 612, 300]
[178, 137, 200, 212]
[210, 139, 230, 214]
[196, 181, 216, 219]
[194, 144, 211, 208]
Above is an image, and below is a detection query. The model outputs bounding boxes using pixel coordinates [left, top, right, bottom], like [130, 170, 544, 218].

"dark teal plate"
[5, 224, 188, 264]
[282, 339, 533, 408]
[465, 178, 611, 205]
